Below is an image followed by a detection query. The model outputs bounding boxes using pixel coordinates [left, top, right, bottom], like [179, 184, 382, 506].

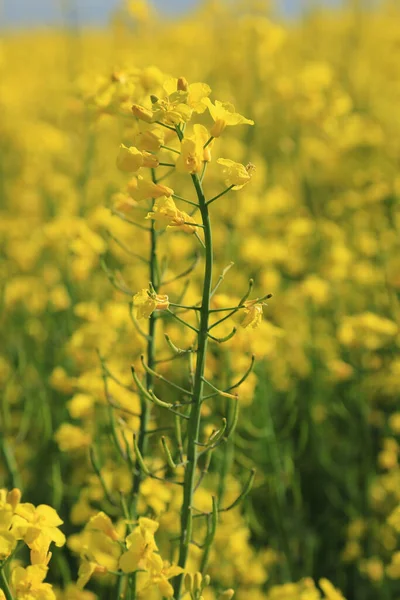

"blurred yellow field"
[1, 1, 400, 599]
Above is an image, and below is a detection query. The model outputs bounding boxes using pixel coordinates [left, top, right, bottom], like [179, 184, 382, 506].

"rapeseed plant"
[1, 1, 400, 599]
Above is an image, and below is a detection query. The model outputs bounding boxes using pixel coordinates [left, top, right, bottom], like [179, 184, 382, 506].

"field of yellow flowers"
[1, 1, 400, 599]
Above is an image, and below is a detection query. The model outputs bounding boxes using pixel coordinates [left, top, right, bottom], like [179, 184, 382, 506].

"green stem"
[0, 433, 21, 490]
[173, 157, 213, 596]
[0, 568, 13, 600]
[129, 170, 159, 599]
[206, 185, 234, 206]
[161, 144, 180, 154]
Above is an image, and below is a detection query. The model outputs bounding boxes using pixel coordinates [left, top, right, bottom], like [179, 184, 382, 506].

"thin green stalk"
[206, 185, 234, 206]
[129, 169, 159, 599]
[0, 433, 21, 490]
[0, 568, 13, 600]
[173, 147, 214, 596]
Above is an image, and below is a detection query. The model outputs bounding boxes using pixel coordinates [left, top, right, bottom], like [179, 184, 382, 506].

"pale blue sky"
[1, 0, 343, 28]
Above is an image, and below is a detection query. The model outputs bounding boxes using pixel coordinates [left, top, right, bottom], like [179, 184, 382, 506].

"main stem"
[0, 568, 13, 600]
[173, 170, 213, 598]
[130, 174, 158, 598]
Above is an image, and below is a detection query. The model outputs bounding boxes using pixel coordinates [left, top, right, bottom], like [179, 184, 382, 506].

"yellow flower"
[133, 288, 169, 320]
[151, 78, 196, 125]
[138, 553, 184, 598]
[11, 565, 55, 600]
[61, 583, 97, 600]
[77, 559, 107, 589]
[119, 517, 159, 573]
[146, 197, 197, 233]
[30, 545, 52, 566]
[128, 175, 173, 202]
[86, 512, 119, 541]
[116, 144, 144, 172]
[217, 158, 255, 190]
[163, 77, 211, 113]
[319, 578, 346, 600]
[0, 490, 19, 560]
[13, 502, 66, 552]
[131, 104, 154, 123]
[116, 144, 159, 172]
[133, 125, 164, 152]
[241, 300, 264, 329]
[176, 125, 212, 174]
[204, 98, 254, 137]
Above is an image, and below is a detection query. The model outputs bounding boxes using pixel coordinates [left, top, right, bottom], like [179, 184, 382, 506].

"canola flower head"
[13, 502, 66, 552]
[119, 516, 159, 573]
[11, 565, 55, 600]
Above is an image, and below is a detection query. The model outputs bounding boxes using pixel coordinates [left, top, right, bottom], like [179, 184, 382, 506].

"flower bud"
[203, 574, 211, 587]
[7, 488, 21, 510]
[132, 104, 154, 123]
[177, 76, 188, 91]
[194, 572, 203, 591]
[184, 573, 193, 592]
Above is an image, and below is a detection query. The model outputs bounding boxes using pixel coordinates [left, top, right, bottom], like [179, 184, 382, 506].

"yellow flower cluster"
[0, 489, 65, 600]
[1, 0, 400, 599]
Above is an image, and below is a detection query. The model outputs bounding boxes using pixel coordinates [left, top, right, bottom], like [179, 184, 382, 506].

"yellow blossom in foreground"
[0, 488, 21, 560]
[11, 565, 55, 600]
[119, 517, 159, 573]
[241, 300, 264, 329]
[146, 196, 197, 233]
[77, 559, 107, 589]
[133, 288, 169, 319]
[319, 578, 346, 600]
[13, 502, 66, 552]
[176, 125, 212, 174]
[86, 512, 119, 541]
[217, 158, 255, 190]
[204, 98, 254, 137]
[138, 553, 184, 598]
[72, 523, 121, 588]
[116, 144, 159, 172]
